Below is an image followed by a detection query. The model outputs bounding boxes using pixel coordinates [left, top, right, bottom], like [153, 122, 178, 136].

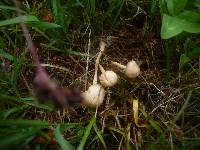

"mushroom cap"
[82, 84, 105, 107]
[125, 61, 140, 78]
[99, 70, 118, 87]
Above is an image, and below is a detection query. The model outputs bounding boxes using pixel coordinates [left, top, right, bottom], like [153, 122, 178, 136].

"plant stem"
[93, 41, 106, 84]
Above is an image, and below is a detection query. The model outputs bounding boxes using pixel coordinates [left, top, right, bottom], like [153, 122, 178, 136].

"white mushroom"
[82, 41, 107, 108]
[99, 64, 118, 87]
[82, 84, 105, 108]
[112, 60, 140, 78]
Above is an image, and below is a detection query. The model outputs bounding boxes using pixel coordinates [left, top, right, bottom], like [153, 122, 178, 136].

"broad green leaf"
[179, 53, 190, 69]
[0, 16, 39, 27]
[161, 14, 200, 39]
[188, 48, 200, 59]
[149, 119, 162, 133]
[161, 14, 183, 39]
[166, 0, 174, 15]
[173, 0, 188, 15]
[183, 22, 200, 33]
[54, 125, 75, 150]
[165, 0, 187, 15]
[29, 22, 61, 29]
[77, 116, 96, 150]
[194, 0, 200, 10]
[178, 11, 200, 23]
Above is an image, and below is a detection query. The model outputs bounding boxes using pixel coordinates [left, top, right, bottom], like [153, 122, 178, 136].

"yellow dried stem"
[132, 98, 147, 128]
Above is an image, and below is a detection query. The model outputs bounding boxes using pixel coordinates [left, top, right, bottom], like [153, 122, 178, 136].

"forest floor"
[0, 0, 200, 149]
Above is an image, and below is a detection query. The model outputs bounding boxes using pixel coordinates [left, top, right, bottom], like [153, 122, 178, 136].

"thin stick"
[93, 41, 106, 84]
[85, 29, 91, 90]
[13, 0, 41, 69]
[41, 64, 70, 72]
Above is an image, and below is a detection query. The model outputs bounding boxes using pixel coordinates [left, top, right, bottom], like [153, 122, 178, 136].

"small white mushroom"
[82, 84, 105, 108]
[112, 60, 140, 78]
[99, 64, 118, 87]
[82, 41, 106, 108]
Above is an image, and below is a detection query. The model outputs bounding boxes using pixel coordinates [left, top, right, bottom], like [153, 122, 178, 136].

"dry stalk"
[93, 41, 106, 84]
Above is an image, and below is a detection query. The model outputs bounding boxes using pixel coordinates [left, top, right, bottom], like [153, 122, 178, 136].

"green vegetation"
[0, 0, 200, 149]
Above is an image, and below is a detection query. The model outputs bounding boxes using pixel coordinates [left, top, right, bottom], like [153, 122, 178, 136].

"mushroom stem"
[99, 64, 106, 74]
[111, 61, 126, 69]
[93, 41, 106, 85]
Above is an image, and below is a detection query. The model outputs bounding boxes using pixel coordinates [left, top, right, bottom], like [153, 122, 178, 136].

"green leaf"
[183, 22, 200, 33]
[188, 48, 200, 59]
[41, 43, 89, 57]
[29, 22, 61, 29]
[54, 125, 75, 150]
[166, 0, 174, 15]
[165, 0, 187, 15]
[139, 108, 148, 118]
[52, 0, 66, 31]
[0, 131, 35, 148]
[89, 0, 96, 16]
[0, 105, 29, 119]
[173, 0, 188, 15]
[0, 94, 53, 110]
[161, 14, 200, 39]
[0, 5, 25, 13]
[0, 50, 15, 61]
[179, 53, 190, 69]
[173, 91, 192, 123]
[0, 16, 39, 27]
[150, 0, 158, 15]
[0, 119, 49, 127]
[93, 123, 108, 150]
[77, 116, 96, 150]
[149, 119, 162, 133]
[161, 14, 183, 39]
[178, 11, 200, 23]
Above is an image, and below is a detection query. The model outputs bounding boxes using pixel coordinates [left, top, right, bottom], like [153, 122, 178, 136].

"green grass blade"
[41, 43, 89, 57]
[89, 0, 96, 16]
[54, 125, 75, 150]
[29, 22, 61, 29]
[0, 119, 49, 127]
[0, 16, 39, 27]
[77, 116, 96, 150]
[0, 105, 30, 119]
[0, 5, 25, 13]
[52, 0, 66, 31]
[93, 123, 108, 150]
[0, 131, 35, 148]
[173, 90, 192, 123]
[149, 119, 162, 133]
[59, 123, 80, 132]
[112, 0, 124, 26]
[0, 50, 15, 60]
[0, 94, 53, 110]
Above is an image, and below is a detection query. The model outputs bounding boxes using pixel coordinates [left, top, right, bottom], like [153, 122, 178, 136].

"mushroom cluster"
[82, 41, 141, 108]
